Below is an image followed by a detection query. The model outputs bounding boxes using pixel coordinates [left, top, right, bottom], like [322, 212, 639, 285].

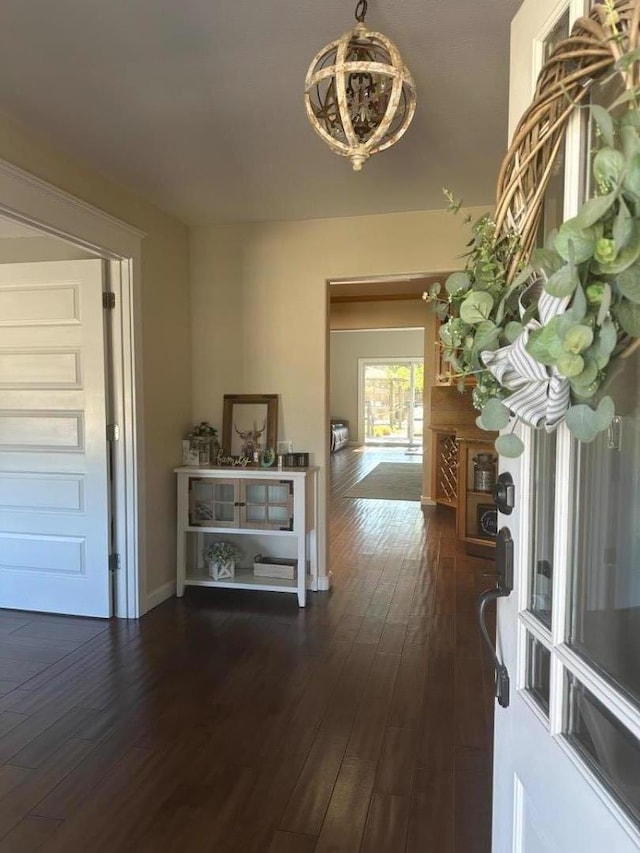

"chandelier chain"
[354, 0, 368, 23]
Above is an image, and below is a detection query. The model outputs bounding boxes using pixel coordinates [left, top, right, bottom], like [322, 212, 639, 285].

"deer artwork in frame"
[222, 394, 278, 460]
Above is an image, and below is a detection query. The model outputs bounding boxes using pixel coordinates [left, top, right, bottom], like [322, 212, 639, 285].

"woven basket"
[495, 0, 640, 286]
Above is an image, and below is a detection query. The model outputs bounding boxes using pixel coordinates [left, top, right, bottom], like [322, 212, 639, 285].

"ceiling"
[0, 0, 522, 225]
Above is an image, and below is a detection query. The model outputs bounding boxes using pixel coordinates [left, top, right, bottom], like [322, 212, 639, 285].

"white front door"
[491, 0, 640, 850]
[0, 259, 112, 618]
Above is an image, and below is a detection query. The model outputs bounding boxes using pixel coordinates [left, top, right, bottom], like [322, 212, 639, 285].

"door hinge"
[109, 553, 120, 573]
[106, 423, 120, 442]
[103, 291, 116, 309]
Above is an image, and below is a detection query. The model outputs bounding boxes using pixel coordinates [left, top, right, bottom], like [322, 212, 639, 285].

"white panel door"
[491, 1, 640, 851]
[0, 260, 111, 617]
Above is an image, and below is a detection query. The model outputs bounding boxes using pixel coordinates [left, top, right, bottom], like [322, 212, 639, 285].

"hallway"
[0, 448, 495, 852]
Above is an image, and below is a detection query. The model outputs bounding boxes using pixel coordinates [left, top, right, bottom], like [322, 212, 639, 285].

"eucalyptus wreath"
[427, 99, 640, 457]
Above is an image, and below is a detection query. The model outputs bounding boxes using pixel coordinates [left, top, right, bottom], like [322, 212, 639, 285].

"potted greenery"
[203, 540, 239, 580]
[185, 421, 219, 465]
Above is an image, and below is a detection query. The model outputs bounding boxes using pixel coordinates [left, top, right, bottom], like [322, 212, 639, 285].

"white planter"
[208, 559, 235, 580]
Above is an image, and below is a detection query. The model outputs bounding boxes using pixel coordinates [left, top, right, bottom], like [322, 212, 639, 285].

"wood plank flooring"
[0, 447, 495, 852]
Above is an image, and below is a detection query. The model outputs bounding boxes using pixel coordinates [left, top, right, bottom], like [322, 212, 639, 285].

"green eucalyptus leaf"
[504, 321, 523, 343]
[563, 324, 594, 355]
[480, 398, 511, 430]
[531, 247, 564, 276]
[613, 199, 634, 251]
[495, 433, 525, 458]
[617, 263, 640, 303]
[594, 223, 640, 273]
[609, 90, 638, 111]
[588, 317, 617, 368]
[557, 353, 585, 378]
[440, 320, 460, 347]
[526, 317, 567, 365]
[599, 317, 617, 355]
[476, 415, 489, 432]
[545, 262, 579, 297]
[571, 195, 616, 232]
[565, 397, 615, 443]
[568, 284, 587, 323]
[554, 220, 598, 263]
[429, 283, 442, 298]
[474, 320, 501, 353]
[565, 405, 598, 442]
[593, 396, 615, 431]
[570, 356, 599, 391]
[615, 47, 640, 71]
[620, 123, 640, 162]
[597, 282, 612, 326]
[593, 147, 625, 187]
[623, 152, 640, 199]
[445, 271, 471, 296]
[459, 291, 494, 324]
[589, 104, 615, 148]
[435, 303, 448, 320]
[614, 300, 640, 336]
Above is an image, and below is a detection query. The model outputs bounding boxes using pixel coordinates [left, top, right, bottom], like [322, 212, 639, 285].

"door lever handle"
[478, 586, 510, 708]
[477, 527, 514, 708]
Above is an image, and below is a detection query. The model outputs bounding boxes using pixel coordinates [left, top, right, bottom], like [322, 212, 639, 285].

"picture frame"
[222, 394, 278, 459]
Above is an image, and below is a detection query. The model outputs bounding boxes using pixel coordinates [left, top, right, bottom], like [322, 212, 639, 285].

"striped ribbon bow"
[481, 289, 572, 431]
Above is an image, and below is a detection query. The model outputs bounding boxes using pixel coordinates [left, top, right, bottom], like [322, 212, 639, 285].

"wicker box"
[253, 556, 297, 580]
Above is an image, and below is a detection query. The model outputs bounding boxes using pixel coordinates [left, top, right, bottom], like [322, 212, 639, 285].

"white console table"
[174, 466, 319, 607]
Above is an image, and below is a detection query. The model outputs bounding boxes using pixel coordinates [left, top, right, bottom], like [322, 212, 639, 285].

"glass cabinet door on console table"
[175, 466, 319, 607]
[189, 478, 294, 530]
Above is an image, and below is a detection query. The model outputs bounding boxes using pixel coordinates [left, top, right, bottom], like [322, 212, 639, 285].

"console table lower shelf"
[184, 567, 304, 596]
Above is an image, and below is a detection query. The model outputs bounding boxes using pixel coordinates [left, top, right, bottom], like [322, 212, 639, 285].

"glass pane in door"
[569, 348, 640, 703]
[529, 431, 557, 627]
[565, 672, 640, 824]
[525, 633, 551, 715]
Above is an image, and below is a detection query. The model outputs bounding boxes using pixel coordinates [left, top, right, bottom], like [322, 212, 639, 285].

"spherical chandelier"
[304, 0, 416, 171]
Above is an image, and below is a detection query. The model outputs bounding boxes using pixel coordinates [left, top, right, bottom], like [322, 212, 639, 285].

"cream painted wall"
[0, 112, 192, 606]
[191, 207, 487, 580]
[330, 328, 425, 444]
[190, 224, 246, 428]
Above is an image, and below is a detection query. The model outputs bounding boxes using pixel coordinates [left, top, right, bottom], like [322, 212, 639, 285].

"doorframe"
[0, 157, 145, 618]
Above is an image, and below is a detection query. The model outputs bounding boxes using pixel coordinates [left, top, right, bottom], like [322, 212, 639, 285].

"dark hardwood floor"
[0, 447, 495, 852]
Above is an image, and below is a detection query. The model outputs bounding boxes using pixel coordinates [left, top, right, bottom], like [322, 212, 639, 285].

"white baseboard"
[145, 579, 176, 613]
[421, 495, 436, 506]
[317, 572, 332, 591]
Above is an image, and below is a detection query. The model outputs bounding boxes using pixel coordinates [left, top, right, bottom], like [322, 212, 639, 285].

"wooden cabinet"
[430, 427, 497, 556]
[175, 466, 318, 606]
[456, 438, 498, 555]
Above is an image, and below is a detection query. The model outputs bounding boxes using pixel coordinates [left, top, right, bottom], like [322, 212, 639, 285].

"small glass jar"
[473, 452, 496, 492]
